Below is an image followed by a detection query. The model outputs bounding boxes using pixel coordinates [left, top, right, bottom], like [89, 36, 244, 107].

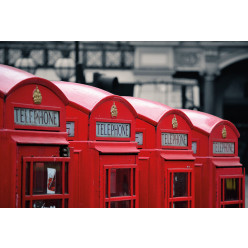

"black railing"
[0, 41, 134, 70]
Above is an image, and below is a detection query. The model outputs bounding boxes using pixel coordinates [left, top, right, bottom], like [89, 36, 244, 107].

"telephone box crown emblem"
[33, 86, 42, 104]
[111, 102, 118, 118]
[172, 115, 178, 129]
[222, 126, 227, 139]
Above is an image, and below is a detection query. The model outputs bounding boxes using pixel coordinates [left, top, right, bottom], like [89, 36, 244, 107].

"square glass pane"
[173, 201, 188, 208]
[110, 168, 131, 197]
[224, 178, 239, 201]
[173, 172, 188, 197]
[33, 162, 62, 195]
[32, 199, 62, 208]
[110, 200, 131, 208]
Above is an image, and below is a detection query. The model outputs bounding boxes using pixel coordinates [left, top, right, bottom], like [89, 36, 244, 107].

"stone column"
[203, 73, 215, 114]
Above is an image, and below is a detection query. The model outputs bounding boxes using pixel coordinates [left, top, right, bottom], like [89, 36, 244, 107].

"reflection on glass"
[110, 201, 131, 208]
[173, 173, 188, 197]
[224, 178, 239, 201]
[110, 168, 131, 197]
[33, 162, 62, 195]
[173, 201, 188, 208]
[32, 199, 62, 208]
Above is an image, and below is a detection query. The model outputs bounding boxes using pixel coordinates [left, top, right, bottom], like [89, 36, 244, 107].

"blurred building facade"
[1, 41, 248, 170]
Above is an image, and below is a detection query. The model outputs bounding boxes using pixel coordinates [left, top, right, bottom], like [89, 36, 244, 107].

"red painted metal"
[181, 109, 245, 208]
[0, 91, 3, 129]
[52, 81, 139, 208]
[0, 65, 71, 208]
[124, 97, 195, 208]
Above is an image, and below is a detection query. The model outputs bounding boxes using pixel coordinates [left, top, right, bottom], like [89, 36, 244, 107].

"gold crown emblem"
[172, 115, 178, 129]
[222, 126, 227, 139]
[33, 86, 42, 104]
[111, 102, 118, 118]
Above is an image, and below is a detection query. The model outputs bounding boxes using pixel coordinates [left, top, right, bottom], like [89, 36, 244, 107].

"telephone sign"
[96, 122, 130, 138]
[162, 132, 188, 147]
[14, 107, 59, 127]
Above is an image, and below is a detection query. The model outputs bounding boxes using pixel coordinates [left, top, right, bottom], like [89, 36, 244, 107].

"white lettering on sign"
[96, 122, 130, 138]
[14, 108, 59, 127]
[161, 133, 188, 147]
[213, 142, 235, 154]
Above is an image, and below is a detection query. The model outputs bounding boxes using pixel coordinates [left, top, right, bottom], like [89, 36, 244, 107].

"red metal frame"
[216, 168, 245, 208]
[166, 167, 194, 208]
[21, 157, 71, 208]
[104, 164, 137, 208]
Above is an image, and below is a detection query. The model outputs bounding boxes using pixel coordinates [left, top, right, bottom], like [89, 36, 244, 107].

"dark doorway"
[220, 59, 248, 174]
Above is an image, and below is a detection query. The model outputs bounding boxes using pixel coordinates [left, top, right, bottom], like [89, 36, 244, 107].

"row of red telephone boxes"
[0, 65, 245, 208]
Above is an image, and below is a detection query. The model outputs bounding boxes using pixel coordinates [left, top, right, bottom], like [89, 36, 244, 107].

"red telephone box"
[0, 90, 3, 128]
[124, 97, 195, 208]
[52, 81, 139, 208]
[0, 65, 72, 208]
[181, 109, 245, 208]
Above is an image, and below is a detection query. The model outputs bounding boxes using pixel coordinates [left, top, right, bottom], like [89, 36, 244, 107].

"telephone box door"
[17, 146, 71, 208]
[165, 164, 194, 208]
[100, 155, 138, 208]
[216, 168, 245, 208]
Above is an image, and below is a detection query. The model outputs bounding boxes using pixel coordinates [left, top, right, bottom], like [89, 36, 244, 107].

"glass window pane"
[224, 178, 239, 201]
[224, 204, 240, 208]
[64, 163, 68, 194]
[33, 162, 62, 195]
[105, 169, 109, 198]
[133, 168, 135, 196]
[25, 162, 30, 195]
[221, 179, 224, 201]
[110, 201, 131, 208]
[32, 199, 62, 208]
[110, 168, 131, 197]
[25, 201, 30, 208]
[173, 172, 188, 197]
[173, 201, 188, 208]
[64, 199, 69, 208]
